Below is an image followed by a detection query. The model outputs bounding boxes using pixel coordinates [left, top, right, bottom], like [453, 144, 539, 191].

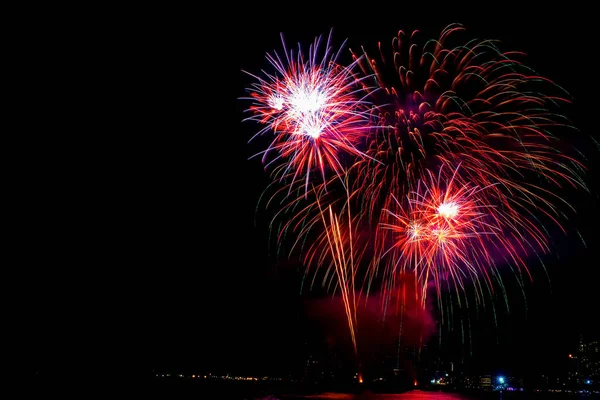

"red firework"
[375, 165, 540, 310]
[242, 30, 377, 194]
[350, 23, 585, 226]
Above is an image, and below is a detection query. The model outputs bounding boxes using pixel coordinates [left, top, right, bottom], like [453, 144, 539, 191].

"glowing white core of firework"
[297, 117, 323, 139]
[438, 202, 459, 218]
[432, 227, 449, 243]
[305, 127, 322, 138]
[290, 87, 327, 114]
[269, 95, 284, 110]
[408, 222, 422, 240]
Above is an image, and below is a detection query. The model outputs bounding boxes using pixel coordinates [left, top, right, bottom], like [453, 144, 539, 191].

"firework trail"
[313, 198, 360, 355]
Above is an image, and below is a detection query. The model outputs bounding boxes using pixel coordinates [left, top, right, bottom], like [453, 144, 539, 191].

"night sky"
[20, 4, 599, 383]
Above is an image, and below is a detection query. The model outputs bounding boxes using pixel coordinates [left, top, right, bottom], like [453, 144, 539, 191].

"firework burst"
[242, 30, 378, 195]
[375, 165, 540, 312]
[351, 23, 585, 226]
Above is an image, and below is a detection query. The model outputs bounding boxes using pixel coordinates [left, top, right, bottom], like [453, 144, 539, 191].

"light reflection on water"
[274, 390, 588, 400]
[287, 391, 470, 399]
[149, 381, 591, 400]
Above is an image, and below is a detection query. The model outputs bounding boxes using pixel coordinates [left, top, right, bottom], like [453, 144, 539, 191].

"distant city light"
[498, 376, 505, 384]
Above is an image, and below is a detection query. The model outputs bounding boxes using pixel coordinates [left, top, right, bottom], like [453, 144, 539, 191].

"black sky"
[19, 4, 599, 382]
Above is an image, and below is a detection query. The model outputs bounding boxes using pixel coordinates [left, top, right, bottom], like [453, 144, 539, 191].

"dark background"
[19, 4, 599, 384]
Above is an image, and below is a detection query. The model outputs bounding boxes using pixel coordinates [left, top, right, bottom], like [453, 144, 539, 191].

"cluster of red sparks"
[241, 24, 586, 355]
